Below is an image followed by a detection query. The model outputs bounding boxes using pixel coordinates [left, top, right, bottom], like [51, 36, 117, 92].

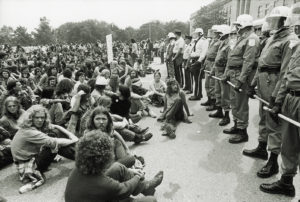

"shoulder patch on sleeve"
[289, 40, 298, 49]
[248, 39, 255, 47]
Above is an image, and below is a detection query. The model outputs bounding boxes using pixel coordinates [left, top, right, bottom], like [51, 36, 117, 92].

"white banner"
[106, 34, 113, 63]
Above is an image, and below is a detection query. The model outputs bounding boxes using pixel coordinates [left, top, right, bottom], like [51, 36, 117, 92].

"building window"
[283, 0, 286, 5]
[265, 3, 270, 16]
[257, 5, 262, 18]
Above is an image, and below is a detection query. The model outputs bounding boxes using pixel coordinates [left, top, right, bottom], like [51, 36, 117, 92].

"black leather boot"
[228, 128, 248, 144]
[206, 99, 217, 111]
[141, 171, 164, 196]
[219, 111, 230, 126]
[260, 175, 295, 197]
[134, 133, 153, 144]
[223, 120, 238, 134]
[129, 125, 149, 134]
[242, 141, 268, 160]
[257, 152, 279, 178]
[189, 96, 201, 101]
[209, 106, 224, 118]
[201, 97, 211, 106]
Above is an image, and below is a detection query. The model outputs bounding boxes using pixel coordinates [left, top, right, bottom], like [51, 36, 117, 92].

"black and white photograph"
[0, 0, 300, 201]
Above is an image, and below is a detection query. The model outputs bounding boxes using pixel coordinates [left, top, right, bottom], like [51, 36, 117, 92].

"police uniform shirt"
[257, 28, 298, 97]
[173, 37, 185, 54]
[190, 37, 209, 62]
[214, 37, 230, 70]
[183, 43, 193, 60]
[206, 39, 221, 61]
[226, 30, 260, 83]
[276, 41, 300, 104]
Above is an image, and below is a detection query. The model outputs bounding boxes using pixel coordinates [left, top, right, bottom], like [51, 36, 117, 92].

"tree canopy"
[0, 17, 189, 46]
[192, 0, 229, 34]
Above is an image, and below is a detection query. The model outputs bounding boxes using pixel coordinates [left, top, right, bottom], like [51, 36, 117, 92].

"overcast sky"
[0, 0, 213, 31]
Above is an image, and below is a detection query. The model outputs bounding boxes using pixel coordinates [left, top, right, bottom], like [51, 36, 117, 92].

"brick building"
[190, 0, 300, 33]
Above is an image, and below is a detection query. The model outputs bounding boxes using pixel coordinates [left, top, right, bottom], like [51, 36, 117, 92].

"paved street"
[1, 58, 299, 202]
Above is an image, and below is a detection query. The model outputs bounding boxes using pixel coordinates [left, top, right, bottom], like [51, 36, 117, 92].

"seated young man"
[65, 130, 163, 202]
[10, 105, 78, 193]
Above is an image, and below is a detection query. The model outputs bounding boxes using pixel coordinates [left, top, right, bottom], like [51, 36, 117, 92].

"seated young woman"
[124, 70, 148, 96]
[157, 79, 193, 139]
[84, 106, 138, 168]
[97, 96, 152, 144]
[110, 85, 156, 122]
[0, 96, 24, 138]
[10, 105, 78, 193]
[148, 71, 166, 107]
[65, 131, 163, 202]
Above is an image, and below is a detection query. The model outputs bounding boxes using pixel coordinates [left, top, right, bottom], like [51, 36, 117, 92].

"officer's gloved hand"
[207, 70, 214, 78]
[247, 85, 256, 99]
[234, 80, 243, 92]
[221, 75, 230, 84]
[269, 103, 281, 124]
[269, 96, 276, 108]
[192, 61, 201, 67]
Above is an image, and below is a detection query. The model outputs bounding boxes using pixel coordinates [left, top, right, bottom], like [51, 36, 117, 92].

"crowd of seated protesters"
[0, 42, 170, 200]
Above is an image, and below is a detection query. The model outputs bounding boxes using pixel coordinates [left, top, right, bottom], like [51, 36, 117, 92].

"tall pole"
[149, 23, 151, 40]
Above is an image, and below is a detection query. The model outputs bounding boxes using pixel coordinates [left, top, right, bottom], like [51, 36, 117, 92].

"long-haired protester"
[96, 96, 153, 144]
[65, 131, 163, 202]
[10, 105, 78, 193]
[0, 96, 24, 138]
[38, 65, 59, 89]
[40, 79, 73, 125]
[0, 80, 32, 113]
[157, 79, 193, 139]
[84, 106, 137, 168]
[148, 71, 166, 107]
[0, 126, 13, 169]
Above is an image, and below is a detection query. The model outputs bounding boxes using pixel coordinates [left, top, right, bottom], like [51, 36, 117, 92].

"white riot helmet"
[218, 24, 231, 36]
[266, 6, 291, 31]
[233, 14, 254, 32]
[193, 28, 204, 35]
[211, 25, 219, 32]
[285, 2, 300, 36]
[168, 32, 176, 39]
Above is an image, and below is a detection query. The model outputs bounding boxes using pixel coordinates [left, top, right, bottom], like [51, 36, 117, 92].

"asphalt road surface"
[1, 58, 299, 202]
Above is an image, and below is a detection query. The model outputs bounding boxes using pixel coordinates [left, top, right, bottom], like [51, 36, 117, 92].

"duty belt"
[259, 66, 281, 73]
[228, 66, 242, 70]
[288, 89, 300, 97]
[191, 57, 199, 62]
[206, 58, 215, 62]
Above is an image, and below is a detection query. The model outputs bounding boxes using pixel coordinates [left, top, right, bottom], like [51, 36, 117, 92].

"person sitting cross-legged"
[65, 130, 164, 202]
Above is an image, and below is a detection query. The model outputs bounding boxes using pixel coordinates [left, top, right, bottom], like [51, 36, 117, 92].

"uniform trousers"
[204, 60, 215, 99]
[280, 93, 300, 177]
[215, 68, 230, 110]
[257, 71, 281, 154]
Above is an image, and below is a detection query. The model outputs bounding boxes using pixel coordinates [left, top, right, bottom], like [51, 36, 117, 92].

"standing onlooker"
[172, 30, 185, 87]
[182, 35, 193, 94]
[165, 33, 176, 79]
[131, 39, 138, 65]
[153, 41, 159, 57]
[146, 39, 153, 62]
[159, 39, 165, 64]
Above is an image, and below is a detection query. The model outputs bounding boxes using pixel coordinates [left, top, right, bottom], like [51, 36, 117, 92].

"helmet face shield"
[295, 25, 300, 36]
[286, 3, 300, 26]
[287, 14, 300, 26]
[266, 16, 286, 31]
